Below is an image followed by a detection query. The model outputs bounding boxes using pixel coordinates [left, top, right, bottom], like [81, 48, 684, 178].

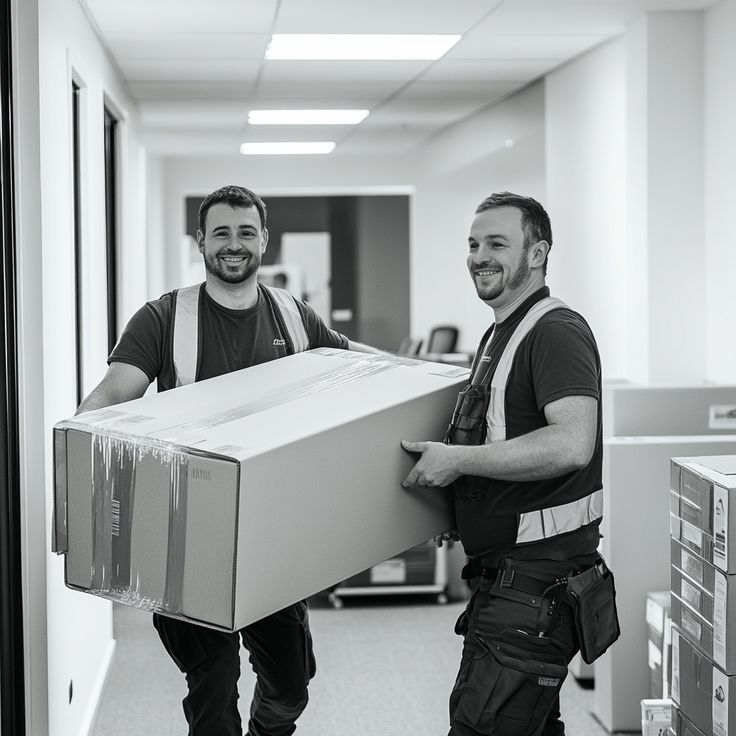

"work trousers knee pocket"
[453, 629, 568, 736]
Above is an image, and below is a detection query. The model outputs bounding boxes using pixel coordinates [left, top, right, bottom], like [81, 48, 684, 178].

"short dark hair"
[475, 191, 552, 274]
[198, 185, 267, 235]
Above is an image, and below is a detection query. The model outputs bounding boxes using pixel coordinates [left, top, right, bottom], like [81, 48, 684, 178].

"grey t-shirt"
[109, 283, 349, 392]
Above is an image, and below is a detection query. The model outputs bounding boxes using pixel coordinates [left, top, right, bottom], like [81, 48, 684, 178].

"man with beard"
[402, 192, 607, 736]
[78, 185, 376, 736]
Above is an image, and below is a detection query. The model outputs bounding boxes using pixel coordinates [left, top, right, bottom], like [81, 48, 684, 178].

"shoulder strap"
[172, 284, 202, 387]
[486, 296, 569, 443]
[263, 285, 310, 353]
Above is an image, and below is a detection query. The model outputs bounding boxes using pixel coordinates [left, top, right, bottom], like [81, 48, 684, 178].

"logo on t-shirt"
[273, 338, 286, 346]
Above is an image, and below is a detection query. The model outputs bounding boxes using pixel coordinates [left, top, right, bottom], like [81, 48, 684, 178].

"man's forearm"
[452, 425, 590, 481]
[76, 388, 119, 415]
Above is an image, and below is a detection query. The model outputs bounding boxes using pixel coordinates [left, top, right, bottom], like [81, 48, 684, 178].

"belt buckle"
[499, 567, 515, 589]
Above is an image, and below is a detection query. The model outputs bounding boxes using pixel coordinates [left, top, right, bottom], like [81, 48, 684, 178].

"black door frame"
[0, 0, 27, 732]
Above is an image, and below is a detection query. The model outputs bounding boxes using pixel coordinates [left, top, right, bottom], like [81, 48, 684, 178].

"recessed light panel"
[248, 109, 369, 125]
[239, 142, 336, 155]
[265, 34, 461, 61]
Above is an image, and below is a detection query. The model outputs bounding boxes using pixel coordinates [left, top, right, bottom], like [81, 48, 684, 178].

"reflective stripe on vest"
[172, 283, 310, 387]
[483, 296, 603, 544]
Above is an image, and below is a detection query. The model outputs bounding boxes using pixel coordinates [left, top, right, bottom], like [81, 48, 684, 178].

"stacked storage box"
[670, 455, 736, 735]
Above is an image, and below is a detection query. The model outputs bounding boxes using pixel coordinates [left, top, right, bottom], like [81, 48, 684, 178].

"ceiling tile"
[252, 78, 408, 99]
[121, 59, 263, 82]
[139, 100, 250, 129]
[274, 0, 501, 33]
[260, 60, 429, 82]
[106, 33, 270, 60]
[129, 81, 258, 99]
[398, 79, 523, 102]
[365, 98, 488, 127]
[82, 0, 279, 33]
[422, 58, 564, 82]
[239, 125, 357, 144]
[448, 32, 611, 60]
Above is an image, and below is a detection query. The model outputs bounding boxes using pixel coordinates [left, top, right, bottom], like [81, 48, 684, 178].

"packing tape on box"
[147, 353, 413, 442]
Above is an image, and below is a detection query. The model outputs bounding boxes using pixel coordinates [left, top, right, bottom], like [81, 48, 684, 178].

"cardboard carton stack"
[53, 349, 466, 631]
[670, 455, 736, 735]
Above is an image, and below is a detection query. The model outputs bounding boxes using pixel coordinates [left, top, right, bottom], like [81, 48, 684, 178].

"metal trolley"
[328, 540, 448, 608]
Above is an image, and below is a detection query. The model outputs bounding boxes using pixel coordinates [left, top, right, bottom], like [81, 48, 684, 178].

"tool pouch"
[564, 558, 620, 664]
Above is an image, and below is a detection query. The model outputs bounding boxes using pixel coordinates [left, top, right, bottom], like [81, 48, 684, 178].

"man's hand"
[401, 440, 461, 488]
[433, 529, 460, 547]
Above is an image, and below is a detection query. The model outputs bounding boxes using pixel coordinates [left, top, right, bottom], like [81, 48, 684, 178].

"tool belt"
[463, 555, 620, 663]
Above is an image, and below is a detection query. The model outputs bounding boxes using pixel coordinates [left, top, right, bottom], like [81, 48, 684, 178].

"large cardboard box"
[671, 456, 736, 572]
[671, 537, 736, 674]
[672, 628, 735, 736]
[53, 349, 466, 631]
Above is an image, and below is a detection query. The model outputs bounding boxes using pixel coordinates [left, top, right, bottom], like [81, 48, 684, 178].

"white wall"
[704, 0, 736, 383]
[36, 0, 147, 733]
[636, 12, 705, 384]
[412, 82, 546, 353]
[545, 39, 627, 379]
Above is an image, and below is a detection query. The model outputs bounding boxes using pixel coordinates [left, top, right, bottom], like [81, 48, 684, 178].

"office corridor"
[90, 597, 617, 736]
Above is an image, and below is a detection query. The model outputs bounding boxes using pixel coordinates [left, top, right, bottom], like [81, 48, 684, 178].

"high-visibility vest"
[171, 283, 310, 387]
[475, 296, 603, 545]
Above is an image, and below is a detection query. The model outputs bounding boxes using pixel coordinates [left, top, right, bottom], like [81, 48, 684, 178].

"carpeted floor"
[90, 595, 621, 736]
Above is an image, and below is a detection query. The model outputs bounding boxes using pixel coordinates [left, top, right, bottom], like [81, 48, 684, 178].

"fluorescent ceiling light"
[240, 142, 336, 155]
[265, 34, 461, 61]
[248, 109, 369, 125]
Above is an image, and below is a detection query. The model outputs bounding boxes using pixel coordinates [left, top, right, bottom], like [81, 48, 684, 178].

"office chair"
[425, 325, 459, 354]
[397, 336, 423, 356]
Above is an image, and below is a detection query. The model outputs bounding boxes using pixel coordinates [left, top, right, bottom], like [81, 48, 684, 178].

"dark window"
[0, 0, 26, 731]
[103, 106, 118, 354]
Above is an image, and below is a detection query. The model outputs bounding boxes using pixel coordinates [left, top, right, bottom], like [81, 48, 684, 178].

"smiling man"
[77, 185, 375, 736]
[402, 192, 610, 736]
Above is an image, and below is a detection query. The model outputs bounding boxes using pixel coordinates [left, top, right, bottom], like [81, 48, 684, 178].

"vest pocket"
[454, 633, 568, 736]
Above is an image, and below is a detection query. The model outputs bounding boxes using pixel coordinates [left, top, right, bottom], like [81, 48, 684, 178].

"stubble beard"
[204, 251, 261, 284]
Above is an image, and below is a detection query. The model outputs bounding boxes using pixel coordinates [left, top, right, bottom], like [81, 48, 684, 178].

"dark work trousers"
[153, 600, 316, 736]
[448, 563, 578, 736]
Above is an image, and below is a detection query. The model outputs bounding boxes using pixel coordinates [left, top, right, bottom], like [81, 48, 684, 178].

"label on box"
[647, 598, 665, 633]
[714, 572, 727, 668]
[671, 631, 680, 705]
[682, 519, 703, 553]
[370, 558, 406, 584]
[681, 606, 703, 642]
[648, 640, 663, 668]
[714, 484, 728, 572]
[713, 666, 729, 736]
[681, 548, 704, 584]
[681, 578, 702, 610]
